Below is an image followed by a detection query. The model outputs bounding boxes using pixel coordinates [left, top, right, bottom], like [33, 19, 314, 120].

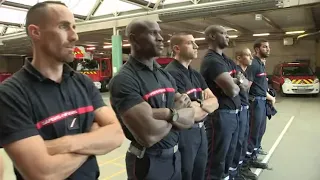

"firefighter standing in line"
[229, 48, 259, 180]
[109, 19, 199, 180]
[200, 25, 248, 180]
[246, 38, 274, 169]
[165, 33, 219, 180]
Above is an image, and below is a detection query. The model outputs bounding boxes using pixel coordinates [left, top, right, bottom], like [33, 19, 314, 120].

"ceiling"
[0, 0, 320, 55]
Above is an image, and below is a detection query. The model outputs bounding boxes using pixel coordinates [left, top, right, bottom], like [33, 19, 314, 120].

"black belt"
[128, 142, 178, 159]
[217, 109, 240, 114]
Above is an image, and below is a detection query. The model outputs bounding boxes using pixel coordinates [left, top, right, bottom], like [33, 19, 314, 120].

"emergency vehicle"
[271, 62, 319, 96]
[0, 54, 28, 83]
[70, 47, 174, 91]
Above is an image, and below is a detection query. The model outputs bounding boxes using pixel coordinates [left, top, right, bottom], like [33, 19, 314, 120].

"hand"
[202, 91, 209, 100]
[190, 101, 200, 108]
[174, 94, 191, 109]
[271, 97, 276, 106]
[90, 122, 100, 132]
[45, 136, 71, 155]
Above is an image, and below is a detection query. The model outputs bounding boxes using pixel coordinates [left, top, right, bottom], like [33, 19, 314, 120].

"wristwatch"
[169, 108, 179, 122]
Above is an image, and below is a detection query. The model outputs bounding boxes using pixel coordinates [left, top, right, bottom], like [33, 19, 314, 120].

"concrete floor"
[1, 93, 319, 180]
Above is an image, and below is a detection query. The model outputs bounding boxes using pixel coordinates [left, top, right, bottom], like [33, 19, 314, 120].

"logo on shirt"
[67, 117, 79, 130]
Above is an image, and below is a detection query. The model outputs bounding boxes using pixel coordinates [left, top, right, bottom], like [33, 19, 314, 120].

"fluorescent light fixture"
[229, 35, 238, 38]
[253, 33, 270, 37]
[86, 47, 96, 50]
[85, 44, 96, 47]
[194, 37, 205, 41]
[103, 44, 131, 49]
[285, 30, 305, 35]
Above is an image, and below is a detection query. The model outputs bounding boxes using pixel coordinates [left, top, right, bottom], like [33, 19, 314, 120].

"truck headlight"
[284, 78, 292, 84]
[314, 78, 319, 84]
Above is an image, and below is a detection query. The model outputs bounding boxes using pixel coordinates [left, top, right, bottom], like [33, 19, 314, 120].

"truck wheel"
[100, 80, 109, 92]
[280, 85, 286, 97]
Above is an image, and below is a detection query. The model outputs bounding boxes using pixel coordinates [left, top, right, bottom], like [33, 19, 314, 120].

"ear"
[173, 45, 180, 54]
[210, 34, 216, 41]
[28, 24, 41, 40]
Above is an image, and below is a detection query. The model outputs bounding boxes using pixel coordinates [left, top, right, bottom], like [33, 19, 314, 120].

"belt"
[128, 142, 178, 159]
[218, 109, 240, 114]
[191, 121, 204, 128]
[241, 105, 249, 111]
[255, 96, 267, 100]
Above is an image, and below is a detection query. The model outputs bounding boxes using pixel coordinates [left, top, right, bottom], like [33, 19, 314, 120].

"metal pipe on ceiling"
[76, 0, 249, 26]
[122, 0, 156, 9]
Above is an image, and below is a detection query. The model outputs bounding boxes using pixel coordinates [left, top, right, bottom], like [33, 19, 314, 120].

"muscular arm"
[215, 72, 240, 97]
[201, 88, 219, 113]
[152, 107, 195, 128]
[46, 106, 124, 156]
[4, 136, 88, 180]
[122, 102, 173, 147]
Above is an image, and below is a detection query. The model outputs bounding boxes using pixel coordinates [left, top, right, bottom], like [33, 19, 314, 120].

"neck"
[131, 51, 154, 69]
[256, 54, 265, 61]
[31, 48, 64, 82]
[208, 44, 223, 55]
[240, 64, 247, 71]
[174, 55, 191, 69]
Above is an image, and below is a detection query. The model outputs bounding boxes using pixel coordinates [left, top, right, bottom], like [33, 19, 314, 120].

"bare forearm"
[193, 106, 208, 122]
[202, 98, 219, 113]
[266, 92, 274, 101]
[172, 108, 195, 129]
[152, 108, 171, 121]
[239, 79, 250, 91]
[68, 123, 124, 155]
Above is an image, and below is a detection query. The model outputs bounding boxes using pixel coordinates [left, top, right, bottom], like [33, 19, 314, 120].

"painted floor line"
[254, 115, 295, 176]
[98, 155, 125, 167]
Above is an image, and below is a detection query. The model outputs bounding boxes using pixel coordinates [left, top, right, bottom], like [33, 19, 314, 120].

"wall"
[168, 39, 317, 75]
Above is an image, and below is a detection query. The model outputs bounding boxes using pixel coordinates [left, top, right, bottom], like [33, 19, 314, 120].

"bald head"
[126, 19, 164, 58]
[204, 25, 224, 41]
[126, 19, 158, 37]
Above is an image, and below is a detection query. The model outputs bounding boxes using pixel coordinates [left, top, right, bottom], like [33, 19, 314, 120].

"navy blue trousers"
[179, 125, 208, 180]
[126, 149, 181, 180]
[247, 99, 267, 156]
[205, 110, 239, 180]
[230, 106, 249, 177]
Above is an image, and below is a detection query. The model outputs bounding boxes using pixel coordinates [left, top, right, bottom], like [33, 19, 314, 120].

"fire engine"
[0, 54, 28, 83]
[271, 62, 319, 96]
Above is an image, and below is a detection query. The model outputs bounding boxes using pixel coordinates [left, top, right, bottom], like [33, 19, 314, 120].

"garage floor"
[1, 93, 319, 180]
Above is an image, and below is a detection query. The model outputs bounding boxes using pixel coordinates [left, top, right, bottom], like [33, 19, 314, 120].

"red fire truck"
[0, 54, 28, 83]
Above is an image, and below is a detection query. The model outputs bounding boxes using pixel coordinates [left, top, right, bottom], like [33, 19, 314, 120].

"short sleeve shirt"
[246, 56, 268, 97]
[0, 61, 105, 180]
[109, 56, 179, 149]
[200, 49, 241, 110]
[236, 65, 251, 106]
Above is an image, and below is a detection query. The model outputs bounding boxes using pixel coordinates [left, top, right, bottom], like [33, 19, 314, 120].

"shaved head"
[204, 25, 223, 41]
[125, 19, 164, 58]
[204, 25, 229, 49]
[25, 1, 67, 36]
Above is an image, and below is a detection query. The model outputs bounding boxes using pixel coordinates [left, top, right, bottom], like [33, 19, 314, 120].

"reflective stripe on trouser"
[247, 98, 267, 156]
[230, 106, 249, 177]
[205, 110, 239, 180]
[126, 147, 181, 180]
[179, 124, 208, 180]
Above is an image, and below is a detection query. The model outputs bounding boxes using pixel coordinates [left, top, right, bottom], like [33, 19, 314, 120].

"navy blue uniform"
[230, 66, 253, 178]
[246, 56, 268, 156]
[0, 61, 105, 180]
[200, 50, 241, 180]
[165, 59, 208, 180]
[109, 56, 181, 180]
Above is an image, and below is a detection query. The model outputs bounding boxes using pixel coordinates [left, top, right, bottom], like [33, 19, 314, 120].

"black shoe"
[233, 174, 248, 180]
[257, 147, 268, 155]
[249, 160, 269, 169]
[240, 166, 258, 180]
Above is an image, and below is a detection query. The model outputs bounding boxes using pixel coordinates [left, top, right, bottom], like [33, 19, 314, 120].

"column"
[112, 34, 122, 76]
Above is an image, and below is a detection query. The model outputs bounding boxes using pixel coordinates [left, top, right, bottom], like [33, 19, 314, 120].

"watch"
[169, 108, 179, 122]
[197, 99, 204, 108]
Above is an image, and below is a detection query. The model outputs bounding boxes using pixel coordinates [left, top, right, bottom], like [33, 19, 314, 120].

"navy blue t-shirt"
[246, 56, 268, 97]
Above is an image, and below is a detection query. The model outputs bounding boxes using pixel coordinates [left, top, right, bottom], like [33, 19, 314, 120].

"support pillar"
[111, 33, 122, 76]
[315, 40, 320, 78]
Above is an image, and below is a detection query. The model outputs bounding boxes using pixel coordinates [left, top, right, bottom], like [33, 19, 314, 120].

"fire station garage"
[0, 0, 320, 180]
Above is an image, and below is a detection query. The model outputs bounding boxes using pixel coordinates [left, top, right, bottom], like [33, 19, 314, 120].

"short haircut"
[169, 32, 191, 51]
[253, 38, 268, 52]
[25, 1, 67, 35]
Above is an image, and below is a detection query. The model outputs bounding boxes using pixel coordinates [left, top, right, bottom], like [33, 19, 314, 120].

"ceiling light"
[103, 44, 131, 49]
[253, 33, 270, 37]
[194, 37, 205, 41]
[86, 47, 96, 50]
[85, 44, 96, 47]
[229, 35, 238, 38]
[285, 30, 305, 35]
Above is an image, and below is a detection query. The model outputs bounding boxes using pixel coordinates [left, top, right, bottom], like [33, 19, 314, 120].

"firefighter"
[0, 2, 124, 180]
[200, 25, 247, 180]
[165, 33, 219, 180]
[229, 48, 259, 180]
[109, 19, 197, 180]
[246, 38, 274, 169]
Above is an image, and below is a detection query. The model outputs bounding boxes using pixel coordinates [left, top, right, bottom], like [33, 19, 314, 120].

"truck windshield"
[282, 66, 314, 76]
[76, 59, 99, 71]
